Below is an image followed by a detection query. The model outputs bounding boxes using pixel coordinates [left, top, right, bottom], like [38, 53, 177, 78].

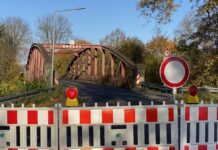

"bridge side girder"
[65, 45, 137, 87]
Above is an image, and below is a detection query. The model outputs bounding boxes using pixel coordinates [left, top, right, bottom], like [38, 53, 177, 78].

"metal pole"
[51, 12, 56, 87]
[50, 7, 85, 87]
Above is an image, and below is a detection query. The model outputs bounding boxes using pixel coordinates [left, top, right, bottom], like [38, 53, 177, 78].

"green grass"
[12, 87, 65, 107]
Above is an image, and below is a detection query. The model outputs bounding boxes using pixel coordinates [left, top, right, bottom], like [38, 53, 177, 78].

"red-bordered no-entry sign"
[160, 56, 189, 88]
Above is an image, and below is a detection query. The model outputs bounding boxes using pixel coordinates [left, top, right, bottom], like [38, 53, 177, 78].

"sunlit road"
[61, 80, 173, 106]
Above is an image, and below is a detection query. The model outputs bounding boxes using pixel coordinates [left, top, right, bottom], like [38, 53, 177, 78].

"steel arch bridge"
[26, 43, 138, 87]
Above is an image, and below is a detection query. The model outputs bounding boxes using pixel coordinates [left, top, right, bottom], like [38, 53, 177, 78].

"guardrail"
[0, 88, 55, 103]
[141, 82, 218, 93]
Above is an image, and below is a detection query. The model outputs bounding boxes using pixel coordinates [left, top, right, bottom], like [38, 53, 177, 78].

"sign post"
[159, 56, 189, 101]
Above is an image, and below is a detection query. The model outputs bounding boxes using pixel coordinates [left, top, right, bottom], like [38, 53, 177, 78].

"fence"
[0, 101, 217, 150]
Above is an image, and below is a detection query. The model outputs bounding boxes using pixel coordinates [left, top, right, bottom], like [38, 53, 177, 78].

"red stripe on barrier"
[146, 108, 157, 122]
[185, 107, 190, 121]
[199, 107, 208, 121]
[198, 144, 207, 150]
[124, 109, 135, 123]
[7, 110, 17, 124]
[184, 145, 189, 150]
[103, 148, 114, 150]
[28, 110, 38, 124]
[80, 110, 91, 124]
[147, 147, 158, 150]
[8, 148, 18, 150]
[168, 107, 174, 121]
[217, 107, 218, 120]
[169, 146, 175, 150]
[62, 110, 68, 124]
[48, 110, 54, 124]
[216, 144, 218, 149]
[125, 147, 136, 150]
[102, 109, 113, 123]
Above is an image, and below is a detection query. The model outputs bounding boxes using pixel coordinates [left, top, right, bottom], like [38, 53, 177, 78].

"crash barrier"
[1, 101, 218, 150]
[59, 102, 178, 150]
[180, 102, 218, 150]
[0, 104, 57, 150]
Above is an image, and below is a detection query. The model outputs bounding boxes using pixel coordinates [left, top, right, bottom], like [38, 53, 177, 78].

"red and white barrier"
[2, 101, 218, 150]
[0, 105, 57, 150]
[0, 109, 54, 125]
[180, 103, 218, 150]
[59, 104, 178, 150]
[62, 107, 175, 124]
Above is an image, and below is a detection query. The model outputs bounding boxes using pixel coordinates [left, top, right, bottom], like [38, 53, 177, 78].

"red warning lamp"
[66, 87, 78, 99]
[185, 85, 199, 104]
[188, 85, 198, 96]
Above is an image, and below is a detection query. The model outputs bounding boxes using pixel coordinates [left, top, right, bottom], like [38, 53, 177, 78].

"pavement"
[61, 80, 173, 106]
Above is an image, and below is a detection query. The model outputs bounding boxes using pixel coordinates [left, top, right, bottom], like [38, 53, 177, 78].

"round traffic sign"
[164, 50, 171, 57]
[159, 56, 189, 88]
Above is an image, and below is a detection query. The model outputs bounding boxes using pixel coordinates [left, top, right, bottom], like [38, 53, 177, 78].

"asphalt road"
[61, 80, 173, 106]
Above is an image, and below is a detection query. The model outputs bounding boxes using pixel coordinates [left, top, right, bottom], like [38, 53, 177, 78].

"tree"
[74, 38, 92, 44]
[0, 17, 31, 82]
[190, 12, 218, 55]
[176, 38, 218, 86]
[0, 24, 20, 82]
[100, 28, 126, 49]
[145, 35, 176, 56]
[2, 17, 31, 59]
[36, 14, 73, 43]
[119, 37, 145, 63]
[137, 0, 218, 24]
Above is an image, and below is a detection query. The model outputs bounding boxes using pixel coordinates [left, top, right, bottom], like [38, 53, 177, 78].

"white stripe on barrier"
[18, 110, 27, 124]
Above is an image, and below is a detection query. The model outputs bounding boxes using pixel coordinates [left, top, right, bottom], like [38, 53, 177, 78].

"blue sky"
[0, 0, 192, 44]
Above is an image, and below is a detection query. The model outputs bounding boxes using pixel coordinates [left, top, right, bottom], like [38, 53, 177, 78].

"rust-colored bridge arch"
[26, 43, 138, 87]
[64, 45, 138, 87]
[26, 43, 51, 82]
